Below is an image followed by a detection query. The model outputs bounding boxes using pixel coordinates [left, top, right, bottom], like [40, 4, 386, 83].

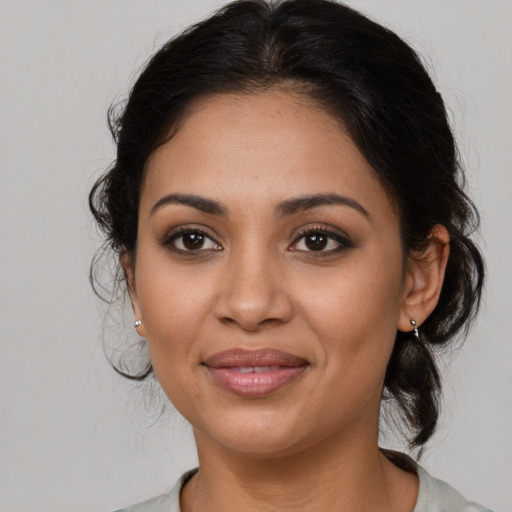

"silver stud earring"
[134, 320, 142, 328]
[410, 319, 420, 341]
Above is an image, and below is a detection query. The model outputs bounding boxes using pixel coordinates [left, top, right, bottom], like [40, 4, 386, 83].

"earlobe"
[121, 250, 147, 337]
[398, 225, 450, 333]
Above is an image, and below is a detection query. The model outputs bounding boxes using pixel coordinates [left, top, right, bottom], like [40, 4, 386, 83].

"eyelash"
[160, 226, 222, 253]
[160, 225, 353, 256]
[290, 226, 354, 257]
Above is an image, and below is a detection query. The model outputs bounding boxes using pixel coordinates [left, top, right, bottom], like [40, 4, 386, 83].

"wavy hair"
[89, 0, 484, 448]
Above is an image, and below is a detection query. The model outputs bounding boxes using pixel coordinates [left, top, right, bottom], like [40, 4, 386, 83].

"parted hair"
[89, 0, 484, 449]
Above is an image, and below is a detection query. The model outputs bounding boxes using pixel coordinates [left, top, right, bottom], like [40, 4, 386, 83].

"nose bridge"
[214, 238, 292, 330]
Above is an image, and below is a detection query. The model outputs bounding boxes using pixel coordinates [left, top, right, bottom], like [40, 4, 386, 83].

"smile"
[203, 348, 308, 398]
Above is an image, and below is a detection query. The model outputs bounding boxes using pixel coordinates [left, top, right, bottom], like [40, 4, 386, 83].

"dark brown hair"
[89, 0, 484, 449]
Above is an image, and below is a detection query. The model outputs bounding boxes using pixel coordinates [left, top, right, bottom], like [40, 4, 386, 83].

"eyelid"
[159, 223, 352, 255]
[160, 225, 223, 252]
[289, 224, 354, 254]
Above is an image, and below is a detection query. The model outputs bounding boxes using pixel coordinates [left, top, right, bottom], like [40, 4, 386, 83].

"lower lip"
[206, 366, 308, 398]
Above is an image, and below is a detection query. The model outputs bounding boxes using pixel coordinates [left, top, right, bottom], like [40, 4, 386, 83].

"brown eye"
[304, 233, 328, 251]
[182, 232, 205, 250]
[167, 229, 221, 252]
[291, 228, 352, 255]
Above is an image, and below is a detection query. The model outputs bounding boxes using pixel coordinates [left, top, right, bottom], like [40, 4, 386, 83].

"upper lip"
[203, 348, 308, 368]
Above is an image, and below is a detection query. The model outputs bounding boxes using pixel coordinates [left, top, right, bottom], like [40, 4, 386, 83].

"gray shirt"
[115, 463, 493, 512]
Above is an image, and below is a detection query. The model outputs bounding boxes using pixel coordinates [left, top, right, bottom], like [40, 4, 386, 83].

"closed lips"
[203, 348, 308, 398]
[230, 366, 281, 373]
[203, 348, 308, 369]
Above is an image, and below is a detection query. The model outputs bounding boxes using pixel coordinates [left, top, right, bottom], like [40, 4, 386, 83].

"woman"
[89, 0, 490, 510]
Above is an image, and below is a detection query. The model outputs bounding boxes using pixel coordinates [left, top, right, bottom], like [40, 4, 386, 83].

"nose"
[214, 246, 294, 332]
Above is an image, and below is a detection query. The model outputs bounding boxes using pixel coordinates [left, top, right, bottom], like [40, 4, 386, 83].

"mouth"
[203, 348, 309, 398]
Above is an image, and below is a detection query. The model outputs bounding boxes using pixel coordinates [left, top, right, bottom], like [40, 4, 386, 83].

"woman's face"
[128, 90, 415, 457]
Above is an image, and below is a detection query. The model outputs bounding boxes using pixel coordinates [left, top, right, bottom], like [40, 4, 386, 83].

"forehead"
[141, 90, 393, 221]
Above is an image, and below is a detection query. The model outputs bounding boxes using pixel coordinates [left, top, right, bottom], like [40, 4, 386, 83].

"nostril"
[213, 260, 294, 330]
[215, 296, 293, 331]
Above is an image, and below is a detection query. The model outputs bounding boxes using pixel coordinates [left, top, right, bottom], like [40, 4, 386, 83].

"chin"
[192, 405, 331, 460]
[214, 430, 308, 459]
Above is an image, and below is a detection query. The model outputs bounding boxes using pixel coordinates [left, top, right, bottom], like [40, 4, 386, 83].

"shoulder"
[415, 463, 494, 512]
[112, 462, 495, 512]
[382, 449, 494, 512]
[113, 469, 197, 512]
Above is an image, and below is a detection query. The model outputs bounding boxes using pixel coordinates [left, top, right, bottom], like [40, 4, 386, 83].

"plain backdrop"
[0, 1, 511, 511]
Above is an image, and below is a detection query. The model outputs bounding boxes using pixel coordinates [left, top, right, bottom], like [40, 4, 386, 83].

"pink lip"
[204, 348, 308, 398]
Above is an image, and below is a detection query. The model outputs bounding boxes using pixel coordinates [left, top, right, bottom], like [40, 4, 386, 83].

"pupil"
[306, 234, 327, 251]
[183, 233, 204, 250]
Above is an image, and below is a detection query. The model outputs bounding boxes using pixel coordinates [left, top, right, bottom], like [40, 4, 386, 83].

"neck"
[181, 427, 418, 512]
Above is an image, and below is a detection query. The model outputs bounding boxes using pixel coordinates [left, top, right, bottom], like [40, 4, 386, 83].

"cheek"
[300, 251, 403, 329]
[135, 263, 212, 393]
[297, 251, 404, 380]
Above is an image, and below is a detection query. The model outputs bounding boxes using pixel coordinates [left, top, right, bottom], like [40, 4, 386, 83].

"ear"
[121, 250, 147, 338]
[398, 225, 450, 333]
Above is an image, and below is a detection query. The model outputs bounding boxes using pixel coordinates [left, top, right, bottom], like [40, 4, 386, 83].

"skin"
[124, 90, 450, 512]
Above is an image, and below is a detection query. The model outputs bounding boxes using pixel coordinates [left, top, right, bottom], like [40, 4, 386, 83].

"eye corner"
[160, 225, 223, 254]
[289, 225, 354, 256]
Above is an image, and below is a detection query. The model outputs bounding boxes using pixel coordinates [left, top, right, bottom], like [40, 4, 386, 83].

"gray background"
[0, 1, 510, 511]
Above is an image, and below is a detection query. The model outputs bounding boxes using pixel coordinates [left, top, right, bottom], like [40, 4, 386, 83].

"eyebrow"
[150, 193, 227, 217]
[150, 192, 368, 219]
[275, 193, 369, 219]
